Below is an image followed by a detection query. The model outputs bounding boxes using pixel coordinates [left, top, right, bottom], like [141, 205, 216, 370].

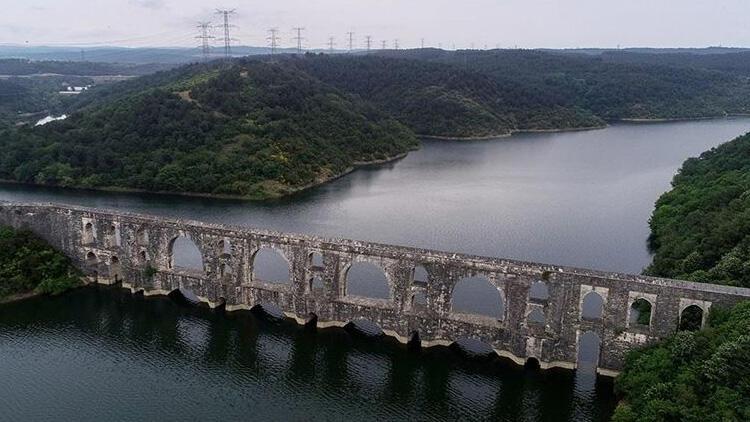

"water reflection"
[0, 287, 617, 421]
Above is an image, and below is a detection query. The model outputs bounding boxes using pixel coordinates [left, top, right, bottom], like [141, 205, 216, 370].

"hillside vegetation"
[614, 301, 750, 421]
[381, 49, 750, 123]
[0, 60, 417, 199]
[645, 133, 750, 286]
[0, 226, 81, 299]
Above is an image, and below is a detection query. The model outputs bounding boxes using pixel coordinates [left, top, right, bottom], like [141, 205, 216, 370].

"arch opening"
[85, 251, 98, 265]
[527, 308, 545, 325]
[629, 298, 653, 326]
[309, 275, 324, 293]
[219, 263, 233, 278]
[217, 239, 232, 255]
[139, 250, 148, 262]
[252, 248, 290, 284]
[529, 281, 549, 301]
[577, 331, 601, 369]
[346, 319, 384, 337]
[451, 276, 504, 320]
[345, 261, 389, 300]
[83, 222, 95, 244]
[679, 305, 704, 331]
[309, 252, 324, 268]
[110, 256, 122, 282]
[413, 265, 428, 285]
[411, 291, 427, 307]
[524, 357, 541, 370]
[453, 337, 496, 358]
[169, 236, 204, 272]
[581, 291, 604, 321]
[136, 227, 149, 245]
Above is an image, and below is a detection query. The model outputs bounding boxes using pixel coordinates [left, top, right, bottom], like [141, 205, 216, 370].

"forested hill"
[378, 49, 750, 122]
[645, 132, 750, 286]
[0, 60, 417, 199]
[291, 55, 603, 137]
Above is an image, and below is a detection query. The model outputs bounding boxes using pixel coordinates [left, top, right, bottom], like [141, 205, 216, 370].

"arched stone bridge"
[3, 201, 750, 376]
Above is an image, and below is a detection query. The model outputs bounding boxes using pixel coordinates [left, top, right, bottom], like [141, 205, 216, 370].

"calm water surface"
[1, 119, 749, 420]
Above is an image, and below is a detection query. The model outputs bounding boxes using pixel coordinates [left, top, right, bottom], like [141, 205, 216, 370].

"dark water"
[0, 287, 616, 421]
[1, 119, 749, 420]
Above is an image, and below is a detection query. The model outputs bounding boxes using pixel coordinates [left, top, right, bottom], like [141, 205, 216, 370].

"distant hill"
[292, 54, 603, 137]
[378, 49, 750, 121]
[0, 60, 417, 199]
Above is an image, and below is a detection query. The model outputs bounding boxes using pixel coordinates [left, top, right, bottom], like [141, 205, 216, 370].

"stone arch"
[219, 262, 233, 278]
[525, 357, 541, 370]
[83, 222, 95, 244]
[139, 249, 148, 263]
[629, 298, 653, 326]
[168, 235, 204, 272]
[345, 261, 390, 300]
[581, 291, 604, 320]
[413, 265, 429, 284]
[85, 251, 98, 265]
[577, 331, 601, 368]
[217, 238, 232, 256]
[106, 223, 119, 247]
[136, 226, 149, 245]
[309, 275, 324, 293]
[411, 291, 427, 307]
[309, 251, 324, 268]
[527, 307, 545, 325]
[679, 304, 704, 331]
[529, 280, 549, 301]
[252, 247, 290, 284]
[110, 256, 122, 281]
[451, 275, 504, 320]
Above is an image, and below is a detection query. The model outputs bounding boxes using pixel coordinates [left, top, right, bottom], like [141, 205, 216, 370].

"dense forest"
[292, 54, 603, 137]
[0, 60, 417, 199]
[645, 133, 750, 286]
[0, 226, 81, 299]
[0, 58, 172, 76]
[614, 301, 750, 421]
[380, 49, 750, 122]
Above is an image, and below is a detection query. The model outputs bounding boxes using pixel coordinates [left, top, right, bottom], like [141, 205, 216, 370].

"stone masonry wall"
[3, 201, 750, 374]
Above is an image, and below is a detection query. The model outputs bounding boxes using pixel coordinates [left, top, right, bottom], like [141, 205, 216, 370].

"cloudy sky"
[2, 0, 749, 49]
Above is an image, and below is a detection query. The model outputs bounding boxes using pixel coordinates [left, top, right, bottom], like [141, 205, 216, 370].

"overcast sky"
[2, 0, 749, 50]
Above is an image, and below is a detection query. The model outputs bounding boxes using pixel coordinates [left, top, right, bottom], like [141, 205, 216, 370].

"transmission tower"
[346, 31, 355, 52]
[328, 36, 336, 53]
[381, 40, 387, 50]
[196, 21, 213, 60]
[215, 9, 237, 59]
[292, 27, 305, 54]
[267, 28, 280, 54]
[393, 39, 399, 50]
[421, 38, 425, 49]
[365, 35, 372, 52]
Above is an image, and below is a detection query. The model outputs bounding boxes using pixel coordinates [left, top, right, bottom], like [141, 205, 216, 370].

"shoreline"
[418, 124, 608, 141]
[0, 291, 40, 304]
[0, 151, 411, 202]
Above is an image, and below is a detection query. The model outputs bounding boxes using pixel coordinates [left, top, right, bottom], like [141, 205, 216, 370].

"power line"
[267, 28, 280, 54]
[292, 27, 305, 54]
[346, 31, 355, 52]
[328, 36, 336, 53]
[215, 9, 237, 59]
[196, 21, 213, 60]
[365, 35, 372, 52]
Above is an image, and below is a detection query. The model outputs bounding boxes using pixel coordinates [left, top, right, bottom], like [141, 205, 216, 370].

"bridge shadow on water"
[0, 285, 617, 421]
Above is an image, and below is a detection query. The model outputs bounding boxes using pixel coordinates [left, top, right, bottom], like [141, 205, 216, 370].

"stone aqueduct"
[3, 201, 750, 375]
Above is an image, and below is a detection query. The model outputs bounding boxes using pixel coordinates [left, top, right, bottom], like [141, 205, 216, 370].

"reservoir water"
[1, 119, 749, 420]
